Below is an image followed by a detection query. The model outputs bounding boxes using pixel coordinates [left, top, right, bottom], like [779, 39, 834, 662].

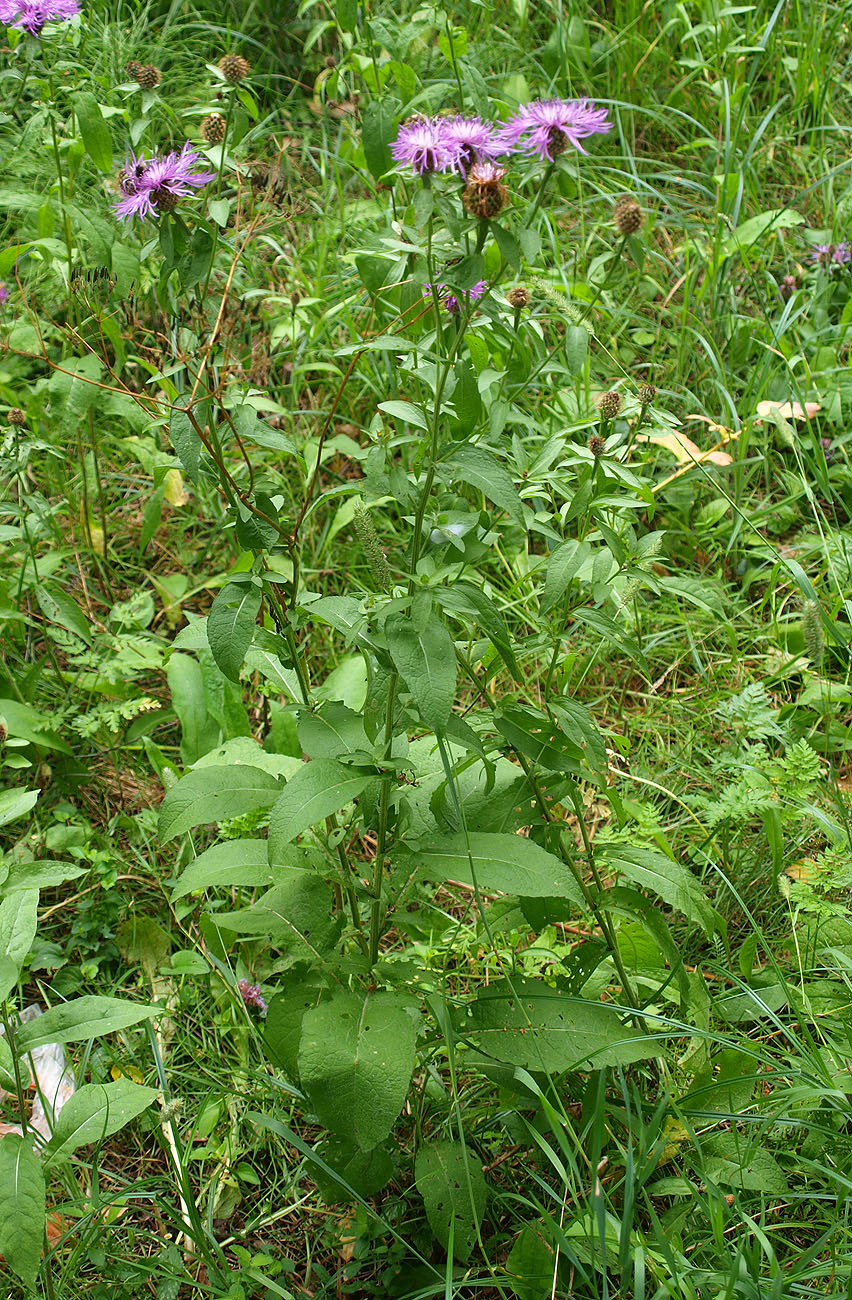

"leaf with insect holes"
[298, 989, 416, 1150]
[0, 1134, 45, 1288]
[415, 1139, 487, 1263]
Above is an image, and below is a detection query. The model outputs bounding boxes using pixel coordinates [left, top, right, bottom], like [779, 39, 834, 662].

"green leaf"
[34, 583, 91, 643]
[298, 989, 416, 1150]
[437, 583, 520, 681]
[298, 702, 370, 761]
[564, 324, 588, 375]
[378, 399, 430, 430]
[449, 360, 482, 436]
[159, 765, 281, 842]
[166, 653, 220, 766]
[495, 703, 586, 772]
[0, 699, 72, 753]
[73, 92, 113, 172]
[443, 444, 524, 526]
[445, 253, 483, 292]
[15, 997, 159, 1055]
[1, 860, 82, 894]
[722, 207, 803, 257]
[601, 846, 718, 936]
[44, 1080, 159, 1164]
[540, 539, 592, 613]
[0, 890, 38, 997]
[171, 838, 274, 900]
[0, 1134, 45, 1289]
[361, 99, 398, 179]
[268, 759, 371, 853]
[491, 222, 521, 271]
[415, 1139, 487, 1264]
[207, 580, 262, 682]
[168, 409, 202, 481]
[505, 1222, 558, 1299]
[455, 978, 657, 1072]
[0, 788, 39, 830]
[212, 872, 341, 960]
[386, 611, 456, 735]
[265, 974, 327, 1079]
[312, 1135, 394, 1204]
[702, 1135, 788, 1193]
[397, 832, 585, 906]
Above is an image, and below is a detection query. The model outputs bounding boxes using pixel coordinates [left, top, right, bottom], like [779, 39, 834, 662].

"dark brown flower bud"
[597, 390, 622, 420]
[587, 433, 606, 457]
[613, 195, 644, 236]
[219, 53, 251, 84]
[324, 54, 337, 68]
[507, 286, 531, 310]
[152, 187, 180, 213]
[135, 64, 162, 89]
[462, 161, 508, 221]
[126, 60, 143, 80]
[290, 290, 301, 308]
[7, 408, 26, 426]
[779, 274, 798, 300]
[637, 383, 657, 405]
[201, 112, 226, 145]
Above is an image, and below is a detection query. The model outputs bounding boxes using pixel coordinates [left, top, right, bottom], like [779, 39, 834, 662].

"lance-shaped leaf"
[267, 759, 371, 854]
[44, 1080, 159, 1164]
[207, 579, 262, 682]
[0, 1134, 45, 1288]
[415, 1139, 487, 1264]
[395, 832, 585, 907]
[15, 997, 159, 1055]
[159, 765, 281, 842]
[386, 611, 456, 735]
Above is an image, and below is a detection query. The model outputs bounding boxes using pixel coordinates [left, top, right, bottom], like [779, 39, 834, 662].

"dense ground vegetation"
[2, 0, 852, 1296]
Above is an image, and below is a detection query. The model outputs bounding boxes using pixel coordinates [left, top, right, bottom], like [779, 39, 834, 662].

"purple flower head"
[113, 142, 215, 221]
[237, 979, 267, 1016]
[496, 98, 612, 161]
[0, 0, 79, 34]
[425, 279, 488, 314]
[391, 116, 455, 176]
[810, 241, 851, 271]
[0, 282, 9, 304]
[441, 115, 499, 175]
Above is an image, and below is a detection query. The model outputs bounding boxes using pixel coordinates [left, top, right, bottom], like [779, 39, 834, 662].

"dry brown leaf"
[755, 399, 821, 421]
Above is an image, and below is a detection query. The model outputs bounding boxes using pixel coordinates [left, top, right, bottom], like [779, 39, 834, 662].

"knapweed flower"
[811, 241, 851, 270]
[442, 115, 499, 174]
[237, 979, 267, 1016]
[425, 279, 488, 314]
[392, 116, 457, 176]
[779, 274, 798, 299]
[0, 0, 79, 33]
[462, 160, 508, 219]
[113, 143, 215, 220]
[0, 282, 8, 304]
[497, 98, 612, 160]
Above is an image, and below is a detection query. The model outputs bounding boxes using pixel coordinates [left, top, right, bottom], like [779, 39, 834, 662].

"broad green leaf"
[0, 788, 39, 829]
[548, 696, 607, 779]
[505, 1222, 558, 1299]
[207, 580, 262, 682]
[0, 890, 37, 996]
[267, 759, 371, 853]
[44, 1080, 159, 1164]
[444, 444, 524, 525]
[73, 92, 113, 171]
[564, 324, 588, 374]
[159, 765, 281, 842]
[166, 652, 220, 766]
[455, 978, 657, 1072]
[2, 860, 84, 894]
[0, 699, 72, 753]
[378, 399, 430, 431]
[723, 207, 803, 256]
[437, 583, 520, 680]
[265, 975, 327, 1079]
[415, 1139, 487, 1264]
[495, 704, 586, 772]
[396, 832, 585, 906]
[361, 99, 398, 179]
[444, 253, 484, 292]
[35, 583, 91, 643]
[386, 611, 456, 735]
[601, 846, 718, 936]
[168, 408, 202, 481]
[15, 997, 159, 1055]
[298, 702, 370, 761]
[298, 989, 416, 1150]
[312, 1134, 394, 1204]
[0, 1134, 45, 1288]
[540, 539, 592, 613]
[702, 1135, 787, 1193]
[212, 872, 341, 960]
[171, 838, 273, 900]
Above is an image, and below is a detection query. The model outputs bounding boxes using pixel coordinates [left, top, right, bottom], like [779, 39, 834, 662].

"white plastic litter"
[0, 1004, 76, 1140]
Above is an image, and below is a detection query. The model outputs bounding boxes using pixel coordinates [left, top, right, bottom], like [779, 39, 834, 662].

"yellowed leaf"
[638, 431, 733, 467]
[164, 468, 188, 507]
[755, 400, 820, 421]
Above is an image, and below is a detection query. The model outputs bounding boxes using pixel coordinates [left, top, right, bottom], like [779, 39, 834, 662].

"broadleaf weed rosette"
[113, 143, 215, 220]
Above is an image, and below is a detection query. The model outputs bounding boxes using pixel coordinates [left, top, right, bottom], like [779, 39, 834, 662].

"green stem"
[369, 675, 398, 964]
